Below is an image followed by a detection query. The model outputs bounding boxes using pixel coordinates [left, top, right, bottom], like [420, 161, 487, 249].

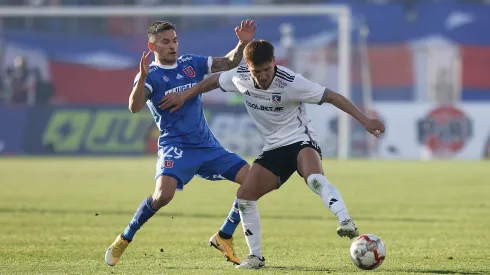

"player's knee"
[236, 185, 250, 200]
[234, 164, 250, 185]
[151, 190, 174, 209]
[236, 185, 259, 201]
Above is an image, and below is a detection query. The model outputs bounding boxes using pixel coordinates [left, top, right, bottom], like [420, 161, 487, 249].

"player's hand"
[235, 19, 256, 44]
[140, 50, 153, 77]
[159, 92, 185, 113]
[364, 119, 385, 138]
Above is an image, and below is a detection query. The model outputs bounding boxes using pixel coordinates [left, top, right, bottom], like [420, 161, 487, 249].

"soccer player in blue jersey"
[105, 20, 256, 266]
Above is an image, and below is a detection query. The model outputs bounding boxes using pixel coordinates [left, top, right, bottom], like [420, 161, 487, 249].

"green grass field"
[0, 157, 488, 275]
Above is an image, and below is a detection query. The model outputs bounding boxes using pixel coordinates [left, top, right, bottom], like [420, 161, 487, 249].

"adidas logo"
[176, 74, 184, 79]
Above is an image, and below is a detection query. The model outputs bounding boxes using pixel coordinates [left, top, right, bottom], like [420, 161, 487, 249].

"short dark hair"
[147, 21, 176, 42]
[244, 40, 275, 66]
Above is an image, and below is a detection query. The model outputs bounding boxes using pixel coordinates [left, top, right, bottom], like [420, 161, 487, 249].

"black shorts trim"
[253, 140, 322, 188]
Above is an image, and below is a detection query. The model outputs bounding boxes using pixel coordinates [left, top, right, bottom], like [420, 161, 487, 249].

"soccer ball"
[349, 234, 386, 270]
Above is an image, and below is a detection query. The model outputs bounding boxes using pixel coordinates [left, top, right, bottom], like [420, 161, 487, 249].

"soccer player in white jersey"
[160, 40, 385, 269]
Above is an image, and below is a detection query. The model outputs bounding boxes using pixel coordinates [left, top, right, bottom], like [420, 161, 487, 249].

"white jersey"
[219, 65, 328, 151]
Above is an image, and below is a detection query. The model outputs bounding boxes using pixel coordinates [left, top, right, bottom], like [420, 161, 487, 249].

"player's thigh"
[155, 145, 200, 191]
[237, 162, 278, 201]
[296, 141, 324, 180]
[196, 147, 249, 184]
[252, 145, 297, 189]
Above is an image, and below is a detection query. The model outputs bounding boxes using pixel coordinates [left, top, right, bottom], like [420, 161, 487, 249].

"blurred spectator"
[4, 56, 39, 105]
[0, 0, 488, 40]
[35, 73, 55, 105]
[0, 80, 8, 104]
[484, 133, 490, 159]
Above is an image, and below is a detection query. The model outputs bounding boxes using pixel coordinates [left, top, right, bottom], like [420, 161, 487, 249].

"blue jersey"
[134, 54, 218, 148]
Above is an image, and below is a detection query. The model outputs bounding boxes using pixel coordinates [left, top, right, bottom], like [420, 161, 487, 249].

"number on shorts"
[157, 146, 184, 169]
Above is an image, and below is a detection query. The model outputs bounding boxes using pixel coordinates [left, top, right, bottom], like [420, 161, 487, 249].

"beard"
[157, 53, 177, 65]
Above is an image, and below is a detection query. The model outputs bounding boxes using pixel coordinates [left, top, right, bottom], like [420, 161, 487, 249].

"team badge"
[183, 66, 195, 77]
[164, 160, 174, 168]
[272, 93, 282, 104]
[162, 75, 169, 82]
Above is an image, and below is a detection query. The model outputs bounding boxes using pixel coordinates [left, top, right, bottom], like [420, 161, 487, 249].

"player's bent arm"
[323, 89, 370, 127]
[159, 73, 223, 112]
[182, 73, 221, 101]
[129, 75, 150, 113]
[211, 42, 247, 73]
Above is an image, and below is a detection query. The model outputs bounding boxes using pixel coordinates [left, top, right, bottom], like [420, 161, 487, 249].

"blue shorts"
[155, 145, 248, 190]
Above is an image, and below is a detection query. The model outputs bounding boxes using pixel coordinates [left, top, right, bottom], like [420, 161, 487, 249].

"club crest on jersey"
[272, 93, 282, 104]
[164, 160, 174, 168]
[162, 75, 169, 82]
[183, 66, 195, 78]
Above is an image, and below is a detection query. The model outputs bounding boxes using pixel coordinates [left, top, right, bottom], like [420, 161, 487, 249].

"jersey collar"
[150, 61, 177, 69]
[252, 66, 278, 90]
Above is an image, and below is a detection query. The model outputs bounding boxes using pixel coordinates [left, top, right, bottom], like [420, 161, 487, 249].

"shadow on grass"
[162, 266, 227, 270]
[269, 266, 331, 272]
[396, 269, 487, 275]
[0, 207, 456, 223]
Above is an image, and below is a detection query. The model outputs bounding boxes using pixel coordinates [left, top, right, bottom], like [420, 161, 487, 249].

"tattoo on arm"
[211, 57, 231, 73]
[211, 42, 247, 73]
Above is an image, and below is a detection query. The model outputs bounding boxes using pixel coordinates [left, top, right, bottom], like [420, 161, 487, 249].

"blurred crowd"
[0, 0, 488, 36]
[0, 0, 488, 105]
[0, 0, 330, 36]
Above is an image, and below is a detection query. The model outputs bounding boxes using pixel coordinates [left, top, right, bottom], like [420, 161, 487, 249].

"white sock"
[306, 174, 351, 224]
[237, 199, 262, 259]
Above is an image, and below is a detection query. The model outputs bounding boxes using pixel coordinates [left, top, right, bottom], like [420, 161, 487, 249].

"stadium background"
[0, 0, 489, 159]
[1, 1, 489, 274]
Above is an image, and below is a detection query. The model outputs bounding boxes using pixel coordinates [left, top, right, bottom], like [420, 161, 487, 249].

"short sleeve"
[288, 74, 328, 105]
[133, 72, 153, 93]
[188, 54, 212, 76]
[218, 68, 239, 93]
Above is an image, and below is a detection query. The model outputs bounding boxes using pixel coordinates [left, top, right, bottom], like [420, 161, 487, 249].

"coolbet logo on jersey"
[246, 100, 283, 112]
[164, 83, 197, 95]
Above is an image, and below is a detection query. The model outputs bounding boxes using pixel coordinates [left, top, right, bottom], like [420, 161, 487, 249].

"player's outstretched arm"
[210, 20, 256, 73]
[158, 73, 221, 113]
[323, 90, 386, 137]
[129, 51, 152, 113]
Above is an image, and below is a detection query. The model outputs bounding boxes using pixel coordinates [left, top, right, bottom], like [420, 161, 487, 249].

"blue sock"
[218, 198, 241, 239]
[122, 196, 157, 241]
